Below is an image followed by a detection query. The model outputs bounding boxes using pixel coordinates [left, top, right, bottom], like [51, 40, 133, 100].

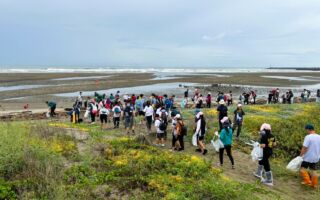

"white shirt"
[303, 133, 320, 163]
[144, 106, 154, 117]
[78, 95, 83, 102]
[155, 119, 164, 133]
[99, 107, 110, 115]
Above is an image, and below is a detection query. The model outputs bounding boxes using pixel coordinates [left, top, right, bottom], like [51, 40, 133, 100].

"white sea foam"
[1, 66, 317, 74]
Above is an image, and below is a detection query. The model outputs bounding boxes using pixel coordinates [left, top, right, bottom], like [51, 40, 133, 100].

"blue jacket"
[220, 128, 233, 146]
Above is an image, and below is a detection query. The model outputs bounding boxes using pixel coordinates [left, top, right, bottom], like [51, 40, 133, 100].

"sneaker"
[195, 148, 201, 152]
[203, 149, 208, 155]
[161, 144, 165, 147]
[232, 165, 235, 169]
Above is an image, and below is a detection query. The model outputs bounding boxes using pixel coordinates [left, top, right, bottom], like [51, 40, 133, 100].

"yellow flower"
[190, 155, 201, 163]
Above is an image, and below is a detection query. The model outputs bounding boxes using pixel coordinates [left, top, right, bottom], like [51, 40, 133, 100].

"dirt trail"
[142, 132, 319, 200]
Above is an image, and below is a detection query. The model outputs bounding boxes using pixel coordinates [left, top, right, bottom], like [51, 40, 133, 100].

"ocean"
[0, 66, 307, 73]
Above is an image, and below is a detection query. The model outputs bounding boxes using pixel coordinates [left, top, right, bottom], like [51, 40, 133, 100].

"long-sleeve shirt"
[220, 128, 233, 146]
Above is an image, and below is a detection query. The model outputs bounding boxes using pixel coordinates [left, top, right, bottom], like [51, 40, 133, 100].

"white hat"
[237, 103, 242, 107]
[219, 99, 225, 105]
[175, 114, 181, 119]
[260, 123, 271, 131]
[220, 116, 229, 124]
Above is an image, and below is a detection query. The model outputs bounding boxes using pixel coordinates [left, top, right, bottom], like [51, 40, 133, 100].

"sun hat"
[219, 99, 225, 105]
[220, 116, 229, 124]
[175, 114, 181, 119]
[305, 124, 314, 130]
[260, 123, 271, 131]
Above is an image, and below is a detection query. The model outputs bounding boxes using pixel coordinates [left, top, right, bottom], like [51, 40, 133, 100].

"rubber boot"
[262, 171, 273, 186]
[300, 170, 312, 186]
[253, 165, 263, 179]
[311, 175, 318, 188]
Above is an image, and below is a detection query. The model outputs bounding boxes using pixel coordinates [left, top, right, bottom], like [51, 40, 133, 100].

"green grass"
[0, 103, 319, 199]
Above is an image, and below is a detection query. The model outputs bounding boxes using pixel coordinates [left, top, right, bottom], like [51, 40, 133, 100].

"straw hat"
[219, 99, 225, 105]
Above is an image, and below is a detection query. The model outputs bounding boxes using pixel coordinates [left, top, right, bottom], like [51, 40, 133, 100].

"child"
[112, 102, 122, 128]
[155, 114, 165, 147]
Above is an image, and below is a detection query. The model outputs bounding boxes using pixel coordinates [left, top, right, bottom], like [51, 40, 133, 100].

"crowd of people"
[45, 88, 319, 189]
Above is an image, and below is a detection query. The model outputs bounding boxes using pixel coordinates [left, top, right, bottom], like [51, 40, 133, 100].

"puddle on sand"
[51, 75, 112, 81]
[54, 82, 199, 97]
[0, 85, 51, 92]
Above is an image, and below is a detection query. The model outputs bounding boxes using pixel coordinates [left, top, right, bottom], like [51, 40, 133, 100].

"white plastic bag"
[211, 134, 224, 152]
[192, 133, 198, 146]
[84, 110, 90, 118]
[286, 156, 303, 172]
[211, 139, 224, 152]
[46, 111, 51, 118]
[251, 142, 263, 161]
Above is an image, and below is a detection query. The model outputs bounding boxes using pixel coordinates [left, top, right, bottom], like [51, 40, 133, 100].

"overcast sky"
[0, 0, 320, 68]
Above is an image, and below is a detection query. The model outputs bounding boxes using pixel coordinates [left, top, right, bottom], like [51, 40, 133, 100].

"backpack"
[100, 107, 109, 115]
[159, 120, 167, 131]
[181, 124, 187, 136]
[91, 103, 98, 114]
[114, 107, 121, 114]
[160, 111, 168, 124]
[124, 106, 133, 117]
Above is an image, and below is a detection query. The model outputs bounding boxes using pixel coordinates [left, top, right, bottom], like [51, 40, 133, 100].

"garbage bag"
[251, 142, 263, 161]
[211, 135, 224, 152]
[192, 133, 198, 147]
[84, 110, 90, 118]
[286, 156, 303, 172]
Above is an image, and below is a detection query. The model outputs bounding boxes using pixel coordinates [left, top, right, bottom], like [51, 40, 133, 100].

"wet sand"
[1, 71, 320, 112]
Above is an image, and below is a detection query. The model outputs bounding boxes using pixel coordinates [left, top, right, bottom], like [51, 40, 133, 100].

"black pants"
[259, 154, 271, 171]
[50, 107, 56, 117]
[172, 133, 178, 148]
[219, 120, 223, 131]
[113, 117, 120, 128]
[207, 102, 211, 108]
[233, 123, 242, 137]
[178, 134, 184, 150]
[146, 116, 152, 130]
[219, 145, 234, 165]
[91, 113, 95, 122]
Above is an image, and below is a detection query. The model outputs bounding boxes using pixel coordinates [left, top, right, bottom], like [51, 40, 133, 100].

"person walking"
[175, 114, 185, 151]
[206, 93, 212, 108]
[99, 102, 110, 129]
[154, 114, 165, 147]
[195, 112, 208, 155]
[233, 104, 245, 139]
[123, 103, 135, 134]
[143, 101, 154, 134]
[112, 102, 122, 128]
[299, 124, 320, 188]
[88, 99, 98, 124]
[217, 100, 228, 131]
[253, 123, 276, 186]
[218, 117, 235, 169]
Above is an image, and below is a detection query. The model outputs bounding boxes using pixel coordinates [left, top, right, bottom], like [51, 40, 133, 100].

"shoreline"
[1, 71, 320, 112]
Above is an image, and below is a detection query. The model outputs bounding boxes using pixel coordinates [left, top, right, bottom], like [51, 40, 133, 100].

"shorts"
[125, 117, 134, 128]
[157, 132, 165, 139]
[100, 114, 108, 123]
[198, 134, 205, 141]
[301, 161, 317, 170]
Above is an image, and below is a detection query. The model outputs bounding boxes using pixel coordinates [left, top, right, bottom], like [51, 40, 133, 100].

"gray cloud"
[0, 0, 319, 67]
